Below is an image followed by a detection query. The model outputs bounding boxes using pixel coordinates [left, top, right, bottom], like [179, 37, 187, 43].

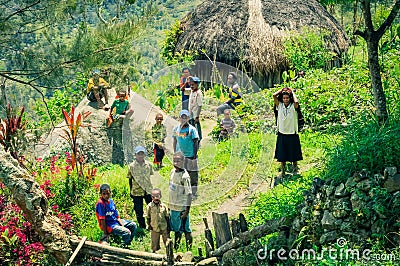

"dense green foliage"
[283, 28, 336, 71]
[1, 0, 400, 265]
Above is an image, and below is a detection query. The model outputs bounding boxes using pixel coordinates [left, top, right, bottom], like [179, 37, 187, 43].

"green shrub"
[283, 27, 335, 71]
[323, 115, 400, 184]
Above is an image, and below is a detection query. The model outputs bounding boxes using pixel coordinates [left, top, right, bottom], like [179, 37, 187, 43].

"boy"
[145, 188, 170, 253]
[179, 67, 191, 110]
[219, 109, 236, 141]
[168, 152, 193, 251]
[188, 76, 203, 141]
[87, 69, 110, 109]
[127, 146, 154, 229]
[95, 184, 137, 247]
[108, 90, 131, 128]
[172, 109, 199, 197]
[151, 113, 167, 169]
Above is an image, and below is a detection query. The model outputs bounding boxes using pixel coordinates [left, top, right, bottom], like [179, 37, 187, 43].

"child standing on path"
[219, 109, 236, 141]
[273, 87, 303, 179]
[172, 110, 199, 197]
[145, 188, 170, 253]
[188, 76, 203, 142]
[127, 146, 154, 229]
[151, 113, 167, 169]
[95, 184, 137, 247]
[168, 152, 193, 251]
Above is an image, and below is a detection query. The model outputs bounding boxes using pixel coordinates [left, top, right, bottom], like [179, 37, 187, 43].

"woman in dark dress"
[273, 87, 303, 177]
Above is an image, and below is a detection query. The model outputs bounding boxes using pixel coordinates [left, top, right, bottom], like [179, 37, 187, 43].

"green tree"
[319, 0, 400, 123]
[354, 0, 400, 124]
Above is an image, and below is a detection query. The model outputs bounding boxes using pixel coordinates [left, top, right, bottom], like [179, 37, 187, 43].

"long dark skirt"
[274, 132, 303, 162]
[153, 144, 165, 164]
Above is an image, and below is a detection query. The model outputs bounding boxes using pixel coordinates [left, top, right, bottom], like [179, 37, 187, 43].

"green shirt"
[151, 124, 167, 144]
[111, 99, 130, 115]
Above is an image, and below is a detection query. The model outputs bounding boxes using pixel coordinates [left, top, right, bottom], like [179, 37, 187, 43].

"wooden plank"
[70, 237, 165, 261]
[239, 213, 248, 232]
[231, 219, 240, 237]
[166, 238, 174, 265]
[203, 217, 214, 257]
[65, 236, 87, 266]
[211, 217, 285, 257]
[212, 212, 232, 248]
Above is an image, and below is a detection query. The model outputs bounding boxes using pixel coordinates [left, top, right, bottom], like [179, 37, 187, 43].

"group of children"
[95, 75, 238, 254]
[96, 149, 193, 253]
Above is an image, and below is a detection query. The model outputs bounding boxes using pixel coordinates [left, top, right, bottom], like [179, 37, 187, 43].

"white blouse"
[276, 102, 298, 134]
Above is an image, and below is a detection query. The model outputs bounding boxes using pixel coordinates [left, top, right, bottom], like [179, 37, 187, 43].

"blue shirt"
[96, 198, 120, 233]
[172, 124, 199, 157]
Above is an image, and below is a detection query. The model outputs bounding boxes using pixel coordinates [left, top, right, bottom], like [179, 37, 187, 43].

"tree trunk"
[367, 38, 388, 124]
[0, 77, 6, 107]
[0, 149, 71, 263]
[356, 0, 400, 124]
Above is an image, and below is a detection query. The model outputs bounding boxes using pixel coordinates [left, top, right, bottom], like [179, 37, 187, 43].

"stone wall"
[288, 167, 400, 250]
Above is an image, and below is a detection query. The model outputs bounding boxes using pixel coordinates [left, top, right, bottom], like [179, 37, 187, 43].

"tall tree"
[0, 0, 154, 95]
[354, 0, 400, 123]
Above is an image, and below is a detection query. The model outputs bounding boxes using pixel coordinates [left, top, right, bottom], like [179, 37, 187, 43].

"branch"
[376, 0, 400, 39]
[0, 73, 55, 128]
[1, 0, 41, 22]
[96, 2, 108, 24]
[360, 0, 374, 39]
[354, 30, 366, 39]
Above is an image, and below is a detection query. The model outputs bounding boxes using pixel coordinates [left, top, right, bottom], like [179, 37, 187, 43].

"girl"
[273, 87, 303, 178]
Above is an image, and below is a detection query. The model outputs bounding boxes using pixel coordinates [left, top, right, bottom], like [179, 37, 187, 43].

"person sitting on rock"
[108, 90, 131, 128]
[87, 69, 110, 110]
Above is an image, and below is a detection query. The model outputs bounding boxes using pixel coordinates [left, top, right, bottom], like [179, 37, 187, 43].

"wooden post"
[203, 217, 214, 258]
[239, 213, 248, 232]
[198, 247, 203, 258]
[65, 236, 87, 266]
[231, 219, 240, 237]
[211, 217, 284, 257]
[166, 238, 174, 266]
[212, 212, 232, 248]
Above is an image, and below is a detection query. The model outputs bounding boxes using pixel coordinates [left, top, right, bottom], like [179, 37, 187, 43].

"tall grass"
[323, 114, 400, 184]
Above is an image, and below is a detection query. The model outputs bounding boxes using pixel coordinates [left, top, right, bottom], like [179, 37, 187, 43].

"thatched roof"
[174, 0, 349, 88]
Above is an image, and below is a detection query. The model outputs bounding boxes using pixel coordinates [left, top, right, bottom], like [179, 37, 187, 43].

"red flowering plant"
[0, 104, 28, 164]
[0, 183, 46, 265]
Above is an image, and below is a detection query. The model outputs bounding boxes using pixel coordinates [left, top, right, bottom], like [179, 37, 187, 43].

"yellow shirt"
[87, 77, 109, 92]
[127, 160, 154, 196]
[145, 201, 169, 232]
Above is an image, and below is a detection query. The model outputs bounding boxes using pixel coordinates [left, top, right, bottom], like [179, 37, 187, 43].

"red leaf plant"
[60, 106, 91, 176]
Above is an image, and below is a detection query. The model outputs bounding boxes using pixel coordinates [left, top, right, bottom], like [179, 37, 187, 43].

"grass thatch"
[175, 0, 349, 88]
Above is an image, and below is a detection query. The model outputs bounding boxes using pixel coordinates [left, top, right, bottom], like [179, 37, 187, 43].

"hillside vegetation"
[0, 0, 400, 265]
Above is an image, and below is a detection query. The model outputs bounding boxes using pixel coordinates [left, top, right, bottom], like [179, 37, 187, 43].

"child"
[108, 90, 131, 127]
[95, 184, 137, 247]
[168, 152, 193, 251]
[219, 109, 236, 141]
[273, 87, 303, 179]
[145, 188, 170, 253]
[126, 146, 154, 229]
[151, 113, 167, 169]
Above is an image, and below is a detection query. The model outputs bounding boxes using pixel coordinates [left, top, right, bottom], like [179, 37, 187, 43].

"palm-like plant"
[61, 106, 91, 175]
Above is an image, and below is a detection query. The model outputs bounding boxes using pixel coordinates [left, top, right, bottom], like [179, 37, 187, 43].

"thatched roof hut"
[174, 0, 349, 89]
